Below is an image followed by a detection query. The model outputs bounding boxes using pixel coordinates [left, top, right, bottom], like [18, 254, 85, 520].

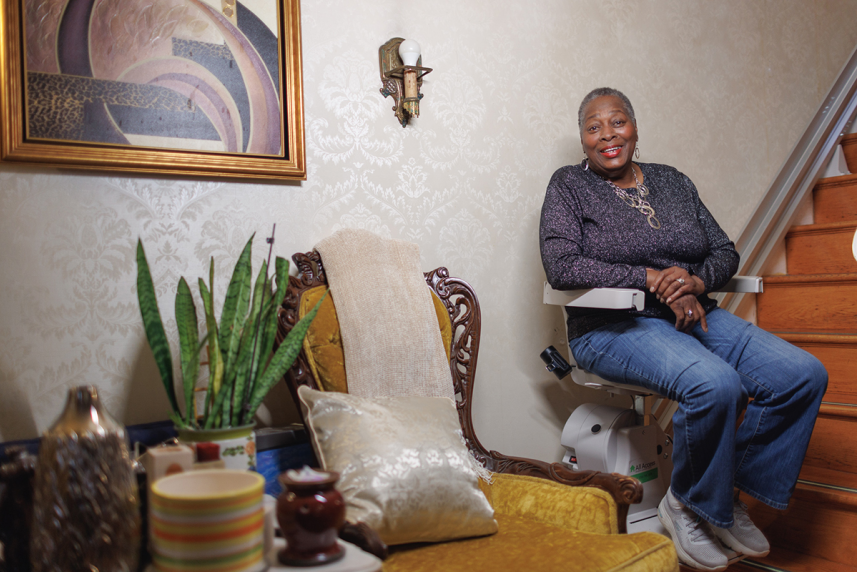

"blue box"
[254, 425, 318, 497]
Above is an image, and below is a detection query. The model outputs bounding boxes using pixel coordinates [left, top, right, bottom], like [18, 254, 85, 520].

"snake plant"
[136, 234, 324, 430]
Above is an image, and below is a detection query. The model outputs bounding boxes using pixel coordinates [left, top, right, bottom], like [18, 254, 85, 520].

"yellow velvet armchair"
[276, 251, 678, 572]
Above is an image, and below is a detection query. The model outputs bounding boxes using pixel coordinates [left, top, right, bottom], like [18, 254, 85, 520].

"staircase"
[731, 133, 857, 572]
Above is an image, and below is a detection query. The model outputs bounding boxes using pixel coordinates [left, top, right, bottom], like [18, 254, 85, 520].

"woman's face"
[580, 95, 638, 182]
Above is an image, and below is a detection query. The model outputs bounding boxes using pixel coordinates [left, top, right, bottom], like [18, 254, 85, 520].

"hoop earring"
[583, 158, 589, 171]
[635, 146, 640, 159]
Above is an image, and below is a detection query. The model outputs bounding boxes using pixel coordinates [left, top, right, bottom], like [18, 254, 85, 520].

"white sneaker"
[713, 497, 771, 558]
[658, 491, 730, 572]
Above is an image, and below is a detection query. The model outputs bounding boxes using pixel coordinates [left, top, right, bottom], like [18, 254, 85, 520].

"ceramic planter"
[176, 423, 256, 471]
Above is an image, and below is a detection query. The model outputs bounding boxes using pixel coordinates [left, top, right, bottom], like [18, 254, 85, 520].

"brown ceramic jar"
[277, 469, 346, 566]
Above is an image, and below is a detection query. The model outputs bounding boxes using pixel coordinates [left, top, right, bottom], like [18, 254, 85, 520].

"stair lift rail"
[723, 43, 857, 313]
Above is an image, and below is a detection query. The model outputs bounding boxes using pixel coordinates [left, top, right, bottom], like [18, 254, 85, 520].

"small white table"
[266, 538, 383, 572]
[145, 538, 382, 572]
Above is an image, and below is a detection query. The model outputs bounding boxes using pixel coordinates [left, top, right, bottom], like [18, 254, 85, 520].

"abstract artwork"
[0, 0, 305, 179]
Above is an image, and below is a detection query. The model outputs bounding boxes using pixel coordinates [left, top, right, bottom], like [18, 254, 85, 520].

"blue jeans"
[568, 308, 827, 527]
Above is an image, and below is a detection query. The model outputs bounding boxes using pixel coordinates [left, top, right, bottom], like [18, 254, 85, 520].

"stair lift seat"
[542, 278, 763, 534]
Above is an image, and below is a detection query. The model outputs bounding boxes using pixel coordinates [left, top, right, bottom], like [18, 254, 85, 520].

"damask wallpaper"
[2, 0, 856, 464]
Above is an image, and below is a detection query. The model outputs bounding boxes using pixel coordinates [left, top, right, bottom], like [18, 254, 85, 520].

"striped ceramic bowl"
[150, 470, 266, 572]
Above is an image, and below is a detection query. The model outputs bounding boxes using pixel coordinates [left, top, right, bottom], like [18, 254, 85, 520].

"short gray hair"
[578, 87, 635, 134]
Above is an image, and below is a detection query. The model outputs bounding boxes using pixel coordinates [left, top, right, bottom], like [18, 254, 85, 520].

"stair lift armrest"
[721, 276, 764, 293]
[543, 284, 645, 311]
[542, 276, 763, 311]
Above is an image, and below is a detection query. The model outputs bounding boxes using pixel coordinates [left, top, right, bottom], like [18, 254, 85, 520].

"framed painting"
[0, 0, 305, 180]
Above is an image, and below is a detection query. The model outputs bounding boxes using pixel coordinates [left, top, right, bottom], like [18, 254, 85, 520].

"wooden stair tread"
[757, 275, 857, 332]
[815, 172, 857, 188]
[762, 273, 857, 284]
[813, 174, 857, 224]
[743, 485, 857, 566]
[803, 408, 857, 474]
[788, 220, 857, 235]
[791, 478, 857, 508]
[785, 222, 857, 274]
[774, 333, 857, 344]
[729, 545, 857, 572]
[771, 334, 857, 404]
[819, 403, 857, 419]
[798, 465, 857, 492]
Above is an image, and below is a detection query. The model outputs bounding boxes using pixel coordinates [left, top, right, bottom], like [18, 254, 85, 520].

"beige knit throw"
[314, 229, 454, 400]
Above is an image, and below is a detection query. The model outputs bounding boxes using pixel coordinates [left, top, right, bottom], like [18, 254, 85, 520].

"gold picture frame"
[0, 0, 305, 180]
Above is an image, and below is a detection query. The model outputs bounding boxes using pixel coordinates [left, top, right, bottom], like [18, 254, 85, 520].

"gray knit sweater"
[539, 161, 739, 339]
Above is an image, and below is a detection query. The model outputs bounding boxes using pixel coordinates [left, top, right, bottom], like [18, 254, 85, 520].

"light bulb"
[398, 39, 421, 67]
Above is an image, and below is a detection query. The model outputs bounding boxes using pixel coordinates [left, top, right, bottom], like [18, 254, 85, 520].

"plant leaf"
[242, 290, 327, 424]
[219, 235, 254, 391]
[249, 256, 291, 402]
[175, 277, 200, 426]
[135, 240, 180, 415]
[234, 295, 277, 416]
[274, 257, 289, 308]
[205, 371, 233, 429]
[243, 271, 277, 412]
[199, 276, 223, 407]
[169, 411, 188, 430]
[256, 257, 291, 383]
[231, 260, 268, 425]
[252, 288, 279, 400]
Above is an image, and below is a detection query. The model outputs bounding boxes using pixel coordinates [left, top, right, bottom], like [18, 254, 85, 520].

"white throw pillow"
[298, 386, 498, 545]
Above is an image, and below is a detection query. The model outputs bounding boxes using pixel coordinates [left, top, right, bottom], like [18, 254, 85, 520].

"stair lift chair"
[540, 277, 764, 534]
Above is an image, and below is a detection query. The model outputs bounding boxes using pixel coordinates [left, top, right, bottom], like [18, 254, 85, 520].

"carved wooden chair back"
[275, 251, 487, 463]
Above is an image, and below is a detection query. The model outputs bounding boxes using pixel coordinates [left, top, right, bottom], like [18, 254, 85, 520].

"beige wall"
[2, 1, 856, 464]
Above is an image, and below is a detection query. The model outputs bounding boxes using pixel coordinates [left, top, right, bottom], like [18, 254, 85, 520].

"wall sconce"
[379, 38, 432, 128]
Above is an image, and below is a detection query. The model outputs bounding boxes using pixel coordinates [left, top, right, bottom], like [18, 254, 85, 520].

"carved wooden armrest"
[339, 521, 388, 560]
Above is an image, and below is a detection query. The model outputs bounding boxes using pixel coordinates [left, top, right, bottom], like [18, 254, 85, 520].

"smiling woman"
[539, 87, 828, 572]
[579, 91, 639, 187]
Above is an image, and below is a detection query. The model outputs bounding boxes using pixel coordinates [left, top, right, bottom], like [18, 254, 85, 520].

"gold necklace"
[603, 167, 661, 229]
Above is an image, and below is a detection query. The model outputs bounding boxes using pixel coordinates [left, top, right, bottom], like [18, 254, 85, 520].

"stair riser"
[757, 282, 857, 333]
[813, 179, 857, 223]
[785, 340, 857, 405]
[786, 227, 857, 275]
[744, 489, 857, 566]
[802, 414, 857, 474]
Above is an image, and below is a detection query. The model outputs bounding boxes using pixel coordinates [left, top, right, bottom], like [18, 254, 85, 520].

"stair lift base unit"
[561, 402, 673, 533]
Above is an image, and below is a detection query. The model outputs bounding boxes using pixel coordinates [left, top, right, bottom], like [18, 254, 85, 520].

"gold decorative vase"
[30, 385, 140, 572]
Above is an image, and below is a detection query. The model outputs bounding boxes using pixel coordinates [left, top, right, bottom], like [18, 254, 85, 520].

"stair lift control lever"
[540, 345, 573, 379]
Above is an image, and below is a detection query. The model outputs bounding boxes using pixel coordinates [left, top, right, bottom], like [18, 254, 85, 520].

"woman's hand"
[646, 266, 705, 304]
[669, 294, 708, 333]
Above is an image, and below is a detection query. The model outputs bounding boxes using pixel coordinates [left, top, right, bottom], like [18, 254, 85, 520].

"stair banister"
[721, 44, 857, 314]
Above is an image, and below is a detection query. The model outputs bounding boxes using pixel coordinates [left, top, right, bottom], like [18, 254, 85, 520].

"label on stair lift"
[629, 460, 658, 483]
